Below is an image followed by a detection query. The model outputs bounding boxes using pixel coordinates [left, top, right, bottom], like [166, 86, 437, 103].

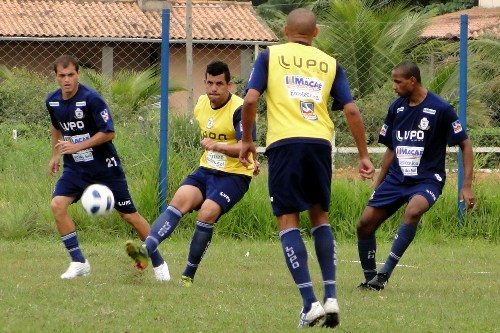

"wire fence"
[0, 14, 498, 170]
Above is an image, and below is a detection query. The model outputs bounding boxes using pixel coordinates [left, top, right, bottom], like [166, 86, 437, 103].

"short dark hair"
[53, 55, 79, 73]
[206, 61, 231, 82]
[393, 60, 421, 83]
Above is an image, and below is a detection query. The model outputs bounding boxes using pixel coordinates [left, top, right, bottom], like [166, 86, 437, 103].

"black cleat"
[367, 272, 389, 290]
[357, 282, 372, 290]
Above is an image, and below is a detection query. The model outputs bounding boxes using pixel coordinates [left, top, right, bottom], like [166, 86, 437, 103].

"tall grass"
[0, 115, 498, 242]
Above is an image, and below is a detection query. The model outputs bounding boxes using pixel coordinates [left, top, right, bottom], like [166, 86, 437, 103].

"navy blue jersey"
[46, 84, 123, 176]
[378, 91, 468, 184]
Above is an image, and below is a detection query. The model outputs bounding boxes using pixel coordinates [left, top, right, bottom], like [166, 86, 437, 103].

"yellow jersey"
[194, 94, 254, 177]
[266, 42, 337, 147]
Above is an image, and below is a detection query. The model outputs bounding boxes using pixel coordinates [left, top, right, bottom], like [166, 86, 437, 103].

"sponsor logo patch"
[423, 107, 436, 115]
[397, 107, 404, 113]
[75, 101, 86, 107]
[100, 109, 110, 123]
[418, 117, 430, 130]
[206, 117, 214, 129]
[452, 120, 463, 134]
[300, 101, 318, 120]
[49, 101, 59, 107]
[379, 124, 388, 136]
[74, 108, 84, 120]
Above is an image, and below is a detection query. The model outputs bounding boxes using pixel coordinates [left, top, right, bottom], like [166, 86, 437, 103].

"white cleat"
[153, 262, 171, 282]
[60, 260, 91, 279]
[297, 301, 325, 328]
[322, 298, 340, 328]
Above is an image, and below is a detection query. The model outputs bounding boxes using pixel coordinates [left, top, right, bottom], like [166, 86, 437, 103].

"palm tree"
[315, 0, 433, 98]
[80, 66, 185, 120]
[413, 37, 500, 128]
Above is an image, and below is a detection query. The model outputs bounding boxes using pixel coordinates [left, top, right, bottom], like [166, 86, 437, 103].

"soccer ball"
[81, 184, 115, 216]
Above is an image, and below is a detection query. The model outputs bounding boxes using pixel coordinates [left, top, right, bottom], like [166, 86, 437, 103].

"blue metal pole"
[159, 9, 170, 213]
[457, 14, 468, 226]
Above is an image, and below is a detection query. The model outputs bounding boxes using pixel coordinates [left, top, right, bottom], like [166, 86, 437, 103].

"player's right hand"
[49, 157, 60, 176]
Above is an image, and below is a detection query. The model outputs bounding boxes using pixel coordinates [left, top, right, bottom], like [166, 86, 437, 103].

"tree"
[315, 0, 433, 98]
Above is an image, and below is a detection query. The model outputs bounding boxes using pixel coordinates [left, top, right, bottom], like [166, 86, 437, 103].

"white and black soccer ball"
[81, 184, 115, 216]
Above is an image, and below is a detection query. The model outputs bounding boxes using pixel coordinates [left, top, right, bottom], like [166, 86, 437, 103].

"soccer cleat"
[357, 282, 373, 290]
[60, 260, 91, 279]
[297, 301, 325, 328]
[178, 275, 193, 287]
[322, 298, 340, 328]
[153, 262, 171, 282]
[125, 240, 149, 270]
[367, 272, 389, 290]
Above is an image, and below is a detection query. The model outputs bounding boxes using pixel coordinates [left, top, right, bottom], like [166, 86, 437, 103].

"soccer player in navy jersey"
[46, 55, 170, 281]
[356, 60, 475, 291]
[239, 9, 375, 328]
[125, 61, 259, 287]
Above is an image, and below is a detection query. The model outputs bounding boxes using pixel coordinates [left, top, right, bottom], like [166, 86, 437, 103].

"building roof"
[0, 0, 278, 43]
[421, 7, 500, 39]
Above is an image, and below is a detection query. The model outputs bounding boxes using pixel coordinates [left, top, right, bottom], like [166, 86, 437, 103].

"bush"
[0, 67, 56, 126]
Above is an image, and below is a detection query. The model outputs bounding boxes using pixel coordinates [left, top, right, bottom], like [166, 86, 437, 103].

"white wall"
[479, 0, 500, 8]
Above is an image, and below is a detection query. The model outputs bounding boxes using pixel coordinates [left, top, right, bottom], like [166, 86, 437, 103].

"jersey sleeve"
[233, 105, 257, 141]
[441, 105, 468, 146]
[245, 48, 269, 95]
[46, 94, 60, 129]
[378, 105, 395, 149]
[330, 63, 354, 111]
[89, 94, 115, 133]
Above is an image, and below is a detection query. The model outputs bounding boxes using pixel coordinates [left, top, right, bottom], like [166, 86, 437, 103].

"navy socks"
[61, 231, 85, 263]
[380, 223, 417, 276]
[311, 224, 337, 300]
[182, 221, 214, 279]
[358, 238, 377, 282]
[280, 228, 316, 313]
[145, 205, 182, 256]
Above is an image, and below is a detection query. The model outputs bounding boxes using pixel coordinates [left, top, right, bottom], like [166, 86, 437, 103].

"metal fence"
[0, 13, 498, 170]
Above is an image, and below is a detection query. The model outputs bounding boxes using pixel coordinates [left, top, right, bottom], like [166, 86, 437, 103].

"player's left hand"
[55, 140, 80, 154]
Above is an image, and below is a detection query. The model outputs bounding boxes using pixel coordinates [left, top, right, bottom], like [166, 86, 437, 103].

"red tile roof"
[422, 7, 500, 39]
[0, 0, 278, 42]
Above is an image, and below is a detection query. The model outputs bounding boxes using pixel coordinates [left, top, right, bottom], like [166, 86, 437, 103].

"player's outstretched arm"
[458, 138, 475, 210]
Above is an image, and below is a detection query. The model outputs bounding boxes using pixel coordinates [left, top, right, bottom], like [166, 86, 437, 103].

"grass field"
[1, 237, 498, 333]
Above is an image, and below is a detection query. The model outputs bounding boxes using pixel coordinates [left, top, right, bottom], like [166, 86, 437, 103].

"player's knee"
[51, 197, 67, 215]
[356, 219, 373, 238]
[404, 206, 426, 223]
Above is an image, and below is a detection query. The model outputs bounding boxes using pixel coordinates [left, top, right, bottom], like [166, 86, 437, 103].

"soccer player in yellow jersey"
[126, 61, 259, 286]
[239, 9, 375, 328]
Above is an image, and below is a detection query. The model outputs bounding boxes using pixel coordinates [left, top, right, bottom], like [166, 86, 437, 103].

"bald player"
[239, 8, 374, 328]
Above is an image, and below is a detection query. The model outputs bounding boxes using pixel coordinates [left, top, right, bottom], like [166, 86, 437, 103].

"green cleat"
[125, 240, 149, 270]
[178, 275, 193, 287]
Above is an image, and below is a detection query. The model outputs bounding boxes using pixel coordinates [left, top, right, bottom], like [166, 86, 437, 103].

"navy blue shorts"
[266, 143, 332, 216]
[181, 167, 251, 215]
[53, 168, 137, 214]
[368, 178, 443, 216]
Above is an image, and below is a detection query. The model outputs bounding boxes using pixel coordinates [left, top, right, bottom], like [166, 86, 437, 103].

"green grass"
[1, 237, 498, 332]
[1, 118, 499, 241]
